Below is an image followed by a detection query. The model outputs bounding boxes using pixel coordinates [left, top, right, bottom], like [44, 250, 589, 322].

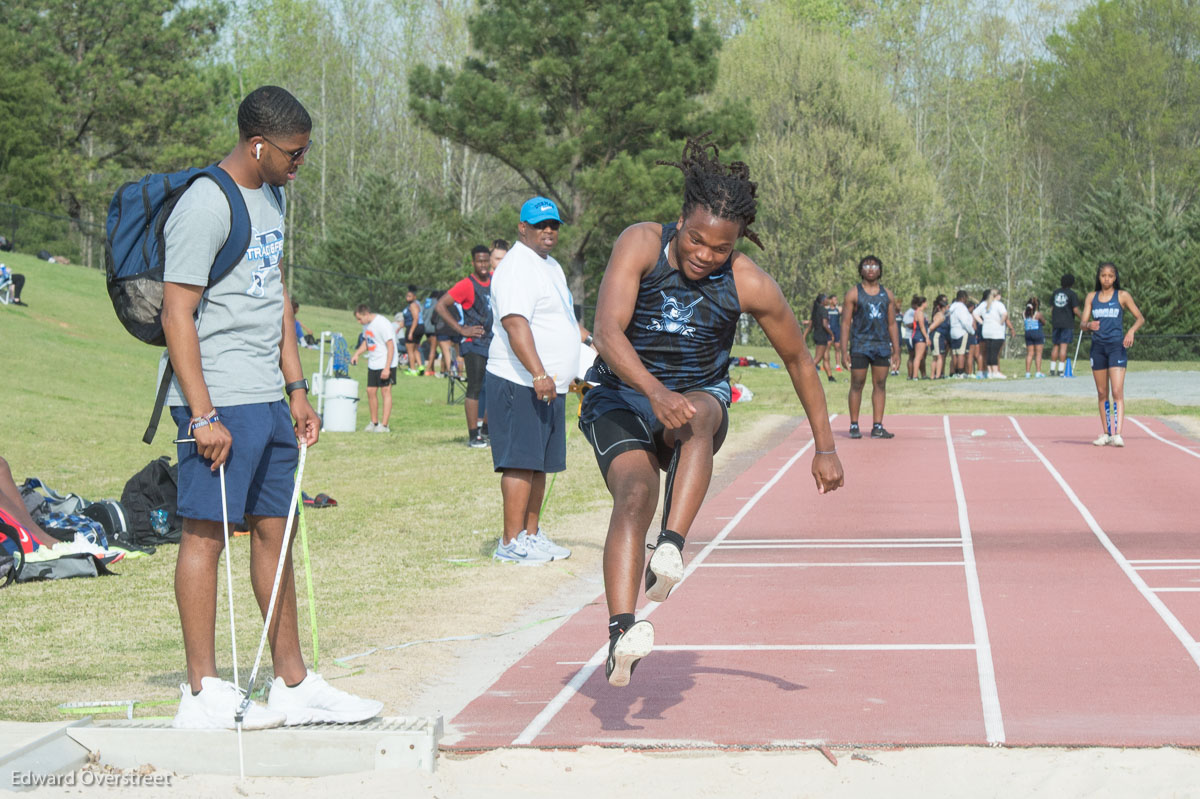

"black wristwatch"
[285, 379, 310, 396]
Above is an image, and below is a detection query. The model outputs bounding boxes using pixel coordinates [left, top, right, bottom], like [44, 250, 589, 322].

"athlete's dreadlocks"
[657, 133, 764, 250]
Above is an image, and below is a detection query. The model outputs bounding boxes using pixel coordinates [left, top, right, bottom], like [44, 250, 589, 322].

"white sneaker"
[1093, 433, 1111, 446]
[267, 671, 383, 725]
[493, 532, 553, 563]
[645, 540, 684, 603]
[375, 424, 390, 433]
[173, 676, 285, 730]
[529, 528, 571, 560]
[364, 422, 379, 432]
[1025, 372, 1031, 378]
[993, 372, 1007, 379]
[1109, 434, 1125, 447]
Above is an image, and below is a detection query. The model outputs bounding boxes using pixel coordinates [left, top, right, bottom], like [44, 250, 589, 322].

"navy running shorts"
[1052, 326, 1073, 346]
[1090, 339, 1128, 371]
[1024, 333, 1045, 347]
[579, 382, 729, 481]
[486, 371, 567, 474]
[850, 351, 891, 369]
[949, 336, 967, 355]
[171, 401, 299, 525]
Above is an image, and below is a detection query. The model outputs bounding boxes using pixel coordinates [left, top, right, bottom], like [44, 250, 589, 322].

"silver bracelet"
[815, 449, 837, 455]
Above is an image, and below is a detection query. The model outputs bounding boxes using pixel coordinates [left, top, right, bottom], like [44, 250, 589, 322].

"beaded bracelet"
[188, 409, 220, 435]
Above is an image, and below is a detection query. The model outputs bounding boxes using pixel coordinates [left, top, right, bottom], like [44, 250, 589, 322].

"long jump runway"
[446, 414, 1200, 749]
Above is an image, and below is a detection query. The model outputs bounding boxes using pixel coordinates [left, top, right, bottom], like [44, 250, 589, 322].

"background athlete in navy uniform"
[1080, 262, 1145, 446]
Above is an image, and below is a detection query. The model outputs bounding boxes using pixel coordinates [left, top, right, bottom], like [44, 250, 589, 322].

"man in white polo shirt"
[486, 196, 584, 563]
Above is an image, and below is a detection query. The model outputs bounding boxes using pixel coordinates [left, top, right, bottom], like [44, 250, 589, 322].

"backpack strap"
[143, 361, 174, 445]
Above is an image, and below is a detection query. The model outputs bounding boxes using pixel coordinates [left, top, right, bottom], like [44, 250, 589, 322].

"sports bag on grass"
[104, 164, 282, 443]
[120, 457, 182, 546]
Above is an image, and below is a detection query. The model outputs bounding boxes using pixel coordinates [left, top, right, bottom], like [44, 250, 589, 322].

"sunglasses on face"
[531, 220, 560, 231]
[261, 136, 313, 164]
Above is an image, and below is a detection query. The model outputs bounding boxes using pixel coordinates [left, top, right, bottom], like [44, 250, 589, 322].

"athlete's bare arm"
[1081, 291, 1096, 331]
[593, 222, 697, 429]
[1119, 290, 1145, 347]
[736, 261, 844, 494]
[886, 289, 901, 371]
[840, 287, 857, 370]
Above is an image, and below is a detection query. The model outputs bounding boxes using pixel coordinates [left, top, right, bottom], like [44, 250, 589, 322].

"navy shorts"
[1024, 333, 1045, 346]
[170, 401, 299, 524]
[967, 333, 979, 347]
[850, 351, 891, 369]
[1090, 339, 1128, 370]
[1052, 327, 1073, 346]
[580, 382, 729, 481]
[486, 372, 567, 473]
[949, 336, 967, 355]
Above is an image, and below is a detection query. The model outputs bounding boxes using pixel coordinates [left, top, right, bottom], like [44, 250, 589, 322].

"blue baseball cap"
[519, 196, 562, 225]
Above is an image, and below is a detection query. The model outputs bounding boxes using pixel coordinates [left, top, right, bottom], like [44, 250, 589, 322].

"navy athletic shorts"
[1090, 339, 1128, 371]
[486, 371, 566, 474]
[171, 401, 299, 525]
[580, 382, 729, 481]
[850, 350, 891, 369]
[1052, 326, 1073, 346]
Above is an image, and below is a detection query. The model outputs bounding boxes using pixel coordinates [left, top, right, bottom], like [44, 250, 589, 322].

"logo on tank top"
[648, 292, 703, 337]
[867, 301, 884, 320]
[245, 228, 284, 298]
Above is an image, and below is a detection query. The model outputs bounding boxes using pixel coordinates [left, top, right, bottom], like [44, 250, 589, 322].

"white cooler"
[321, 377, 359, 432]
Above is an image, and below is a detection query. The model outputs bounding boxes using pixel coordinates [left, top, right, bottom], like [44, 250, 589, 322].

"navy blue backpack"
[104, 164, 281, 443]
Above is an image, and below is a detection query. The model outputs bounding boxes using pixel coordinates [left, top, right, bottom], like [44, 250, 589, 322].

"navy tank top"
[850, 283, 892, 354]
[1091, 291, 1123, 344]
[592, 222, 741, 393]
[460, 275, 493, 355]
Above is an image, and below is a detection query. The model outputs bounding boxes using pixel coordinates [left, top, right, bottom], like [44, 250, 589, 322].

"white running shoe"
[172, 676, 285, 730]
[1035, 372, 1046, 378]
[364, 422, 379, 432]
[645, 540, 684, 603]
[375, 424, 390, 433]
[606, 620, 654, 688]
[493, 532, 553, 564]
[267, 671, 383, 725]
[1093, 433, 1111, 446]
[529, 528, 571, 560]
[1109, 434, 1125, 447]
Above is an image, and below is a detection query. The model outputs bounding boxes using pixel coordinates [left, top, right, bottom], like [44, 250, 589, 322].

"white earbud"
[255, 143, 262, 160]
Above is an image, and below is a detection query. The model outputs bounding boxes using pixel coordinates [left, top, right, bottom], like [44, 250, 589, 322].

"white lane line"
[1128, 417, 1200, 460]
[511, 416, 834, 745]
[656, 644, 976, 651]
[1152, 588, 1200, 593]
[1135, 566, 1200, 571]
[699, 561, 966, 568]
[1131, 559, 1200, 564]
[1009, 417, 1200, 669]
[715, 543, 961, 550]
[718, 537, 962, 544]
[943, 415, 1006, 745]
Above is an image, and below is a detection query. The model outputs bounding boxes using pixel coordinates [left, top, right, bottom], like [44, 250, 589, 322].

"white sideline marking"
[511, 417, 835, 745]
[943, 415, 1006, 745]
[1135, 566, 1200, 571]
[656, 644, 975, 651]
[1152, 588, 1200, 593]
[1128, 417, 1200, 459]
[1131, 559, 1200, 564]
[715, 542, 961, 550]
[1009, 417, 1200, 670]
[699, 561, 965, 568]
[718, 537, 961, 544]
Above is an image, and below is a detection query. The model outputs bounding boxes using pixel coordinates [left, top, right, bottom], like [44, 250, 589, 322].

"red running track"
[446, 414, 1200, 749]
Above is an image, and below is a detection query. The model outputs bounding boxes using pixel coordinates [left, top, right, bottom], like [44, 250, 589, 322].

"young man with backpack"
[158, 86, 381, 730]
[437, 245, 494, 447]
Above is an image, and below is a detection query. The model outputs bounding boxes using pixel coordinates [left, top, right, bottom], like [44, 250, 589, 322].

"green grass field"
[1, 251, 1195, 722]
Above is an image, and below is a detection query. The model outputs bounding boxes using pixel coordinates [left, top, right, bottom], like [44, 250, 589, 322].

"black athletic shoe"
[644, 540, 684, 603]
[606, 620, 654, 688]
[870, 425, 895, 439]
[827, 375, 836, 382]
[848, 424, 862, 439]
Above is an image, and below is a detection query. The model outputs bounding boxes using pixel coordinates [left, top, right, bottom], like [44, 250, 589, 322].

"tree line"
[1, 0, 1197, 336]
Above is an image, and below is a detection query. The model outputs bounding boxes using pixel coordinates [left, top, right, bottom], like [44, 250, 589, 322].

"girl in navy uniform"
[583, 136, 843, 687]
[1080, 262, 1145, 447]
[909, 295, 929, 380]
[803, 293, 835, 382]
[1023, 297, 1046, 378]
[839, 256, 901, 438]
[927, 295, 950, 379]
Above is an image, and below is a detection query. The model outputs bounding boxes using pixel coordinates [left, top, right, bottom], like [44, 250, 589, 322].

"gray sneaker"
[529, 528, 571, 560]
[493, 532, 553, 564]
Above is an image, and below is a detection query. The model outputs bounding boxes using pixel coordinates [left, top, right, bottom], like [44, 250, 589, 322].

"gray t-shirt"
[158, 175, 287, 408]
